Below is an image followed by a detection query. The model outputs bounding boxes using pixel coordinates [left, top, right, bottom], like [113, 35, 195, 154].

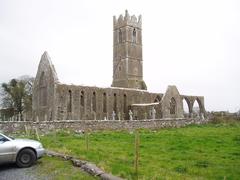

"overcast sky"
[0, 0, 239, 112]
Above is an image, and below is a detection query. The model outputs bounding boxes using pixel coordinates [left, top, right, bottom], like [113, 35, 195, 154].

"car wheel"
[16, 149, 36, 168]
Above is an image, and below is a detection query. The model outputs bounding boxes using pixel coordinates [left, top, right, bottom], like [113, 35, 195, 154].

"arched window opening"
[92, 92, 96, 112]
[119, 29, 122, 43]
[133, 28, 136, 43]
[193, 98, 202, 117]
[39, 72, 47, 106]
[183, 98, 190, 117]
[103, 93, 107, 113]
[67, 90, 72, 112]
[154, 95, 161, 103]
[113, 93, 117, 113]
[80, 91, 84, 107]
[170, 97, 176, 115]
[123, 94, 127, 113]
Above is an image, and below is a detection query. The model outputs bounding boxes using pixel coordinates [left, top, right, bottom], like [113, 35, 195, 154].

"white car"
[0, 133, 45, 168]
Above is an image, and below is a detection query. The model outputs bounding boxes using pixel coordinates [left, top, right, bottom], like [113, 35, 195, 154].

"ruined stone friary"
[32, 10, 206, 121]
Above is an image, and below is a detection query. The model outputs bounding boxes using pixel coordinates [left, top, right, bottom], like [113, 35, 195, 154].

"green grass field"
[36, 120, 240, 179]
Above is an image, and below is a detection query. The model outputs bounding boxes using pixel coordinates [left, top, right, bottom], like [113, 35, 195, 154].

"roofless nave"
[32, 10, 206, 121]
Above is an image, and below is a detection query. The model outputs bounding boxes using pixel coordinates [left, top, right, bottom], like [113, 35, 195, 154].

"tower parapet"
[113, 10, 142, 30]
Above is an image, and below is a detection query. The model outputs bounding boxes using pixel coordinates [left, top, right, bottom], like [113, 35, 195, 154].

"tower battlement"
[113, 10, 142, 29]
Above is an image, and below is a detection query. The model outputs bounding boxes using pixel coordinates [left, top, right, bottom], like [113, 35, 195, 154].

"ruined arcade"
[32, 11, 206, 121]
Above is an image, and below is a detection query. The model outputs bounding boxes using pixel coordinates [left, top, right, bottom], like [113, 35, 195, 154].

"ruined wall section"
[55, 84, 161, 120]
[32, 52, 59, 121]
[161, 85, 184, 118]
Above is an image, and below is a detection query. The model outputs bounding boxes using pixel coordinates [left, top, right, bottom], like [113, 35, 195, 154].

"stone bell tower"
[111, 10, 147, 90]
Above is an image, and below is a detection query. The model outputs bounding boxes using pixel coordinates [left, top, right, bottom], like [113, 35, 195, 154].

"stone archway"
[192, 98, 204, 118]
[183, 97, 191, 118]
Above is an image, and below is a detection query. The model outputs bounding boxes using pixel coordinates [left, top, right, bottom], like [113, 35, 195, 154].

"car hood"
[12, 139, 42, 148]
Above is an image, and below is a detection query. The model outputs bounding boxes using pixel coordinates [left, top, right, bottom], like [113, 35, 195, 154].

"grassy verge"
[22, 120, 240, 179]
[36, 156, 97, 180]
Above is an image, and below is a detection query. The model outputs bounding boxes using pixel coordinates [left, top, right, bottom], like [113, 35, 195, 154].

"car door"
[0, 135, 15, 164]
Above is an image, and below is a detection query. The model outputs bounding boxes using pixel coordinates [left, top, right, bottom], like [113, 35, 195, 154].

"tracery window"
[170, 97, 176, 114]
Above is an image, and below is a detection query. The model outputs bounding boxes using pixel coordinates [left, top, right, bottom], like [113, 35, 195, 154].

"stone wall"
[0, 118, 209, 134]
[55, 84, 161, 121]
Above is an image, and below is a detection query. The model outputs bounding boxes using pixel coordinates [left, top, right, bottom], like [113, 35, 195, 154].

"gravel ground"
[0, 162, 50, 180]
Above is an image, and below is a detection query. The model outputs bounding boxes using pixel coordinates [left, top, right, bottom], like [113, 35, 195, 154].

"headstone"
[190, 113, 193, 118]
[144, 112, 147, 119]
[118, 112, 121, 121]
[196, 113, 200, 119]
[18, 113, 21, 121]
[112, 111, 116, 120]
[129, 110, 133, 120]
[93, 112, 96, 120]
[152, 107, 156, 119]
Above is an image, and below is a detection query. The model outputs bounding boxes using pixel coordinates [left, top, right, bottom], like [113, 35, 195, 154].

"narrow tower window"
[133, 28, 136, 43]
[119, 29, 122, 43]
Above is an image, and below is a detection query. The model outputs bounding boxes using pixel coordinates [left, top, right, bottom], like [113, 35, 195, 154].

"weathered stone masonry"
[0, 119, 209, 134]
[32, 11, 206, 121]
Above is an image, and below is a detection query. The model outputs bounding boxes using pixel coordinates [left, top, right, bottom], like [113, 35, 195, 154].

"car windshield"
[0, 133, 13, 143]
[0, 135, 9, 144]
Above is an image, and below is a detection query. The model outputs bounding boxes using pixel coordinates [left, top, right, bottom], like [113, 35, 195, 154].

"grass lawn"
[36, 156, 97, 180]
[31, 120, 240, 179]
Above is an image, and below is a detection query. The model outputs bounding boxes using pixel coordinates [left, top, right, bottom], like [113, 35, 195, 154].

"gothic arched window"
[103, 93, 107, 113]
[123, 94, 127, 113]
[170, 97, 176, 114]
[67, 90, 72, 113]
[113, 93, 117, 113]
[39, 72, 47, 106]
[92, 92, 96, 112]
[133, 28, 136, 43]
[80, 91, 84, 107]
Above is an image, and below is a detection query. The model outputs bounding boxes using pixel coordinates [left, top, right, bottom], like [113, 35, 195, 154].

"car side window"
[0, 135, 9, 144]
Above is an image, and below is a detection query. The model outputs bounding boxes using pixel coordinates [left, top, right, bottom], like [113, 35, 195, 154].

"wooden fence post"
[134, 130, 140, 179]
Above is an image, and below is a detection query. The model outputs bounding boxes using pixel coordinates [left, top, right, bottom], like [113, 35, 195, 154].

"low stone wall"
[0, 118, 209, 134]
